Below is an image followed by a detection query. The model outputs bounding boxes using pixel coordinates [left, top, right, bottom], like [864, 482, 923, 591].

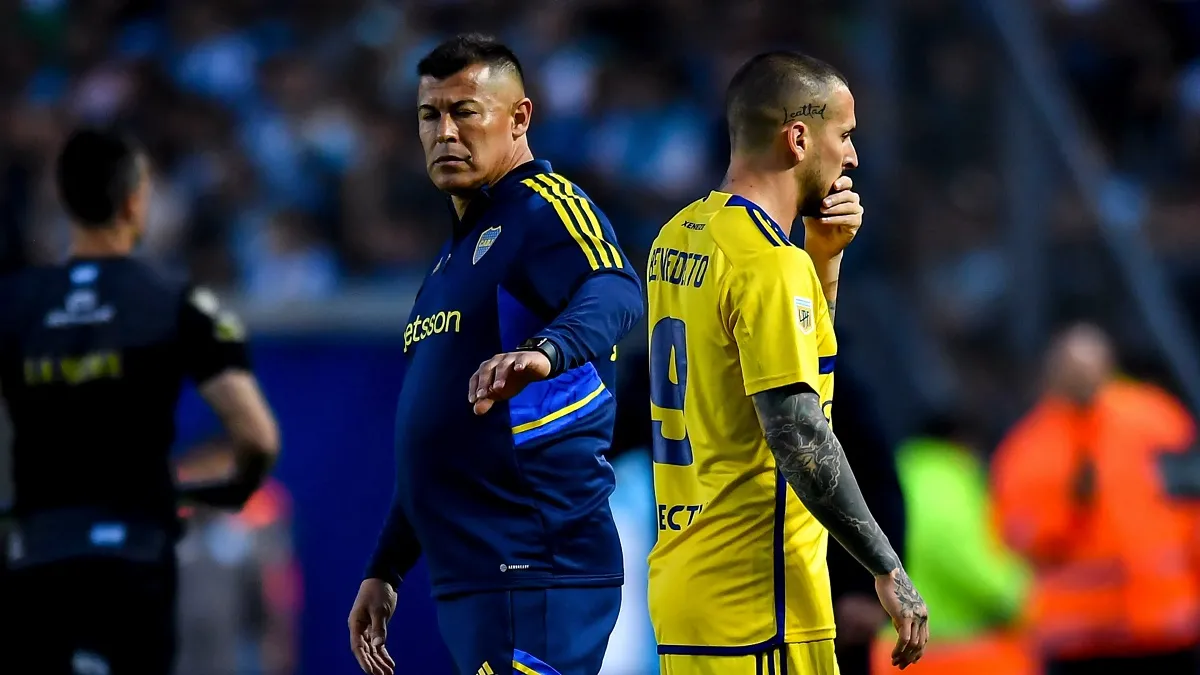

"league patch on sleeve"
[794, 296, 814, 334]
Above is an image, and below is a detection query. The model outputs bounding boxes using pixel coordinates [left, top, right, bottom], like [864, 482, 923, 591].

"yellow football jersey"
[646, 191, 838, 654]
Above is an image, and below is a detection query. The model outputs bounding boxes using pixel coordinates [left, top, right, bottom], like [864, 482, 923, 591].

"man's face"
[1044, 325, 1115, 406]
[796, 86, 859, 218]
[417, 64, 528, 195]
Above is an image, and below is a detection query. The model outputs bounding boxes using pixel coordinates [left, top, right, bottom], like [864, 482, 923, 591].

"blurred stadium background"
[3, 0, 1200, 673]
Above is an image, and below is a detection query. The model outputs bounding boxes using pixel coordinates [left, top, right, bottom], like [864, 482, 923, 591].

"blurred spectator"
[992, 324, 1200, 675]
[176, 441, 301, 675]
[869, 411, 1035, 675]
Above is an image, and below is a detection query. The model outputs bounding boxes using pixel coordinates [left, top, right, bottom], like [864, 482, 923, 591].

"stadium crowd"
[2, 0, 1198, 422]
[2, 0, 1200, 673]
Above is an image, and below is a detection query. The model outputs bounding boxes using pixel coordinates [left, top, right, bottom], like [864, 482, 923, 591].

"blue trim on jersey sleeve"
[818, 355, 836, 374]
[513, 649, 563, 675]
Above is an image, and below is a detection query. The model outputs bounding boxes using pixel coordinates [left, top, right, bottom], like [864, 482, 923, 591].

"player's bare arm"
[179, 371, 280, 508]
[752, 383, 929, 668]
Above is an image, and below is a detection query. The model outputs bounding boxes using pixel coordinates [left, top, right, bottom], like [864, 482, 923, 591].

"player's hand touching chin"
[469, 350, 553, 415]
[802, 174, 862, 258]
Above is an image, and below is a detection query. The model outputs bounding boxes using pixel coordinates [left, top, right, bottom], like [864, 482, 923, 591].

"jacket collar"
[449, 159, 552, 239]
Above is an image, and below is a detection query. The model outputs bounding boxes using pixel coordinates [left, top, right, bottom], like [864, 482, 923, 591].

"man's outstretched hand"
[875, 568, 930, 670]
[468, 350, 552, 415]
[349, 579, 397, 675]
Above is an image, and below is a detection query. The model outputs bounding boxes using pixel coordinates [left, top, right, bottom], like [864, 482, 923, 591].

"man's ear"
[513, 98, 533, 138]
[786, 122, 808, 162]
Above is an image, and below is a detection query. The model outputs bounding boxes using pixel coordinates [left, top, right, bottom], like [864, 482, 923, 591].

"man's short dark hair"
[725, 51, 848, 153]
[55, 127, 144, 228]
[416, 33, 524, 85]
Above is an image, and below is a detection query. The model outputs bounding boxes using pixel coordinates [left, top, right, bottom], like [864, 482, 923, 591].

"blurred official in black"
[0, 127, 280, 674]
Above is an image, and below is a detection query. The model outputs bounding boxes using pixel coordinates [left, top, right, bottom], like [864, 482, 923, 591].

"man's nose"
[437, 115, 458, 144]
[845, 144, 859, 170]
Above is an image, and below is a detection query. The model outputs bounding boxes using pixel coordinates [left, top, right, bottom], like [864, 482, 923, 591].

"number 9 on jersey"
[649, 317, 693, 466]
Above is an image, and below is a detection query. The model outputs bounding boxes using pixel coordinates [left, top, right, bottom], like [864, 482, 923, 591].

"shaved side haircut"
[725, 51, 849, 154]
[417, 33, 525, 87]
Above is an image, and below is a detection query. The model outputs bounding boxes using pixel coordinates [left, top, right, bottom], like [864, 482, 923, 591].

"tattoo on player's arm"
[752, 384, 901, 576]
[827, 299, 836, 324]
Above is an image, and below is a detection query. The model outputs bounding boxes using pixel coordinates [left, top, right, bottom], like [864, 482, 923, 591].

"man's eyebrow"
[417, 99, 483, 111]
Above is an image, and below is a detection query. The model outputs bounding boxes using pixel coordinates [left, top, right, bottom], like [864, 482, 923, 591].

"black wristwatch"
[517, 336, 562, 376]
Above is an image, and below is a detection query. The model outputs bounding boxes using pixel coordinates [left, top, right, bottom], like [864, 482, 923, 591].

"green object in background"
[889, 437, 1031, 642]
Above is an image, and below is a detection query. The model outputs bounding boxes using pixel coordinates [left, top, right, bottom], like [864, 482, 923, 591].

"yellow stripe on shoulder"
[546, 173, 624, 269]
[521, 176, 602, 269]
[521, 173, 623, 270]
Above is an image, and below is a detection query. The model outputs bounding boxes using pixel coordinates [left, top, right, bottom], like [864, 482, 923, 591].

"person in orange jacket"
[992, 323, 1200, 675]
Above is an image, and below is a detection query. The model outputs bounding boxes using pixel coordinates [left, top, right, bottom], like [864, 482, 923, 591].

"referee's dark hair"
[726, 51, 848, 154]
[54, 127, 145, 229]
[417, 33, 525, 87]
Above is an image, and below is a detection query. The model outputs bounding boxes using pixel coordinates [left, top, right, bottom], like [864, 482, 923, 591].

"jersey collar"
[717, 192, 798, 247]
[449, 159, 553, 239]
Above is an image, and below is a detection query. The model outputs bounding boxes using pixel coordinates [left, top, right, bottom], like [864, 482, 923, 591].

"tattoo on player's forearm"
[752, 386, 900, 577]
[827, 299, 836, 324]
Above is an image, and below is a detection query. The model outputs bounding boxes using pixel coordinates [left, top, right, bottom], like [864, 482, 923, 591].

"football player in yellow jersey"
[646, 52, 930, 675]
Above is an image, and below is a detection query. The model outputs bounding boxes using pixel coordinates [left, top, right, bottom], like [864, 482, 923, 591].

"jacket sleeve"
[513, 176, 643, 371]
[364, 493, 422, 588]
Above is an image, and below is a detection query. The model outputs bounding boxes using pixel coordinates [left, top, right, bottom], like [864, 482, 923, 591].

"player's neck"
[69, 224, 136, 259]
[720, 169, 799, 239]
[451, 144, 536, 220]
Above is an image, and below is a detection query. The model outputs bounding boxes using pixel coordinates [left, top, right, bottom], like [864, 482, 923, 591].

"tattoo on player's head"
[782, 104, 826, 123]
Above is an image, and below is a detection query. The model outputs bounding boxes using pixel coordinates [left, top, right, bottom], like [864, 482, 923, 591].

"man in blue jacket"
[348, 34, 644, 675]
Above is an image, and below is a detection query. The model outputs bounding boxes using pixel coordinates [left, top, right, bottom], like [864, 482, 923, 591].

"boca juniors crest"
[473, 226, 502, 265]
[794, 296, 814, 334]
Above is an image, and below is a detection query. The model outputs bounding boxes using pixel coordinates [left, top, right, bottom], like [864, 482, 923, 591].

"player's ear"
[786, 122, 807, 162]
[512, 97, 533, 139]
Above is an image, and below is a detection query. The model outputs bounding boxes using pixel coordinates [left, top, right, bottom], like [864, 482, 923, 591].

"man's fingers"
[470, 357, 499, 403]
[892, 618, 915, 666]
[366, 615, 394, 675]
[376, 638, 396, 667]
[377, 645, 396, 672]
[353, 635, 383, 675]
[490, 354, 520, 391]
[821, 190, 859, 208]
[833, 175, 854, 191]
[468, 369, 480, 403]
[816, 215, 863, 229]
[474, 397, 496, 415]
[818, 201, 862, 217]
[897, 616, 927, 667]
